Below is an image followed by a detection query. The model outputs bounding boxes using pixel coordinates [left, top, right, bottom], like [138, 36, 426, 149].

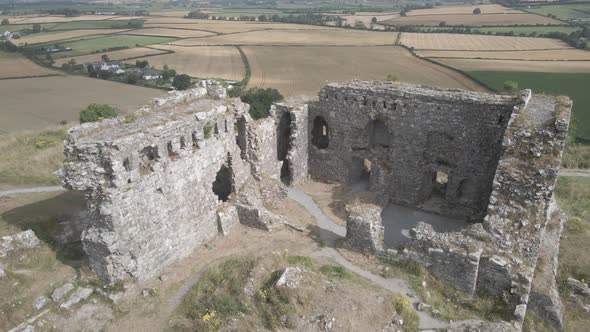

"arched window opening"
[368, 119, 390, 148]
[311, 116, 329, 149]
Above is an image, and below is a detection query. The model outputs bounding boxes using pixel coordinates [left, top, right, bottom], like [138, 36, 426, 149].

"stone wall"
[63, 87, 254, 283]
[309, 81, 516, 221]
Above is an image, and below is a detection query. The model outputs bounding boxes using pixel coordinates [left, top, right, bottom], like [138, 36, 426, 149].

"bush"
[79, 104, 118, 123]
[503, 80, 519, 94]
[240, 88, 284, 120]
[385, 73, 398, 82]
[172, 74, 192, 90]
[473, 8, 481, 15]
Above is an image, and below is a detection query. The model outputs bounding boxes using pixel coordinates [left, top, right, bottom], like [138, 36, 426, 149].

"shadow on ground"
[2, 190, 88, 270]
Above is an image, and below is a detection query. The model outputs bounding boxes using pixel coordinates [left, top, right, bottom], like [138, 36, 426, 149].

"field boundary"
[410, 47, 572, 52]
[0, 73, 62, 80]
[235, 45, 251, 89]
[398, 43, 496, 92]
[422, 56, 590, 62]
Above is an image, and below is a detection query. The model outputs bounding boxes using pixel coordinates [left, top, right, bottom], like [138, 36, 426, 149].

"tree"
[385, 73, 398, 82]
[240, 88, 284, 119]
[162, 65, 176, 80]
[101, 54, 110, 62]
[126, 73, 140, 84]
[1, 18, 9, 25]
[98, 70, 113, 80]
[136, 60, 149, 68]
[371, 17, 378, 24]
[354, 20, 367, 29]
[473, 8, 481, 15]
[503, 80, 519, 94]
[33, 23, 41, 33]
[172, 74, 192, 90]
[439, 21, 447, 27]
[79, 104, 118, 123]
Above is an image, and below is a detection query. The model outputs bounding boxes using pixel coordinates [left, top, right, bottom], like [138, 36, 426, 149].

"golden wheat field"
[406, 4, 521, 16]
[0, 56, 58, 79]
[244, 46, 485, 97]
[399, 32, 569, 50]
[126, 28, 217, 38]
[383, 13, 561, 26]
[52, 47, 170, 67]
[12, 29, 127, 46]
[417, 49, 590, 61]
[436, 58, 590, 73]
[0, 76, 164, 133]
[170, 29, 397, 46]
[126, 45, 245, 80]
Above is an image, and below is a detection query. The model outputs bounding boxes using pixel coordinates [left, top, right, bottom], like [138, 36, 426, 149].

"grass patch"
[319, 264, 352, 280]
[555, 177, 590, 223]
[392, 294, 419, 332]
[32, 34, 176, 58]
[562, 143, 590, 169]
[469, 71, 590, 142]
[0, 126, 67, 187]
[176, 257, 255, 331]
[286, 255, 314, 269]
[256, 271, 297, 329]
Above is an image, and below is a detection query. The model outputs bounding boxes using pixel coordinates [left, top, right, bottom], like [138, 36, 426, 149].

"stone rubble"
[0, 230, 41, 257]
[51, 283, 75, 302]
[60, 287, 94, 309]
[274, 267, 304, 289]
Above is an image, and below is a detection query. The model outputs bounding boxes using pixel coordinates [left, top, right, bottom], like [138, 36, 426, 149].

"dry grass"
[170, 29, 397, 46]
[0, 126, 67, 186]
[0, 75, 164, 134]
[406, 4, 521, 16]
[127, 28, 216, 38]
[244, 45, 484, 97]
[384, 13, 561, 26]
[399, 32, 569, 50]
[0, 56, 58, 79]
[12, 29, 125, 46]
[52, 47, 169, 66]
[126, 45, 245, 80]
[417, 49, 590, 61]
[437, 58, 590, 73]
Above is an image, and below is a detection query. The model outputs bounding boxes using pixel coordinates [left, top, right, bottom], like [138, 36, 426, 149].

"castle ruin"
[62, 80, 571, 329]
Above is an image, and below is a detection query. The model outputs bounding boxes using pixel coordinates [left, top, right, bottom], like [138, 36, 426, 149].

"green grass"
[0, 24, 34, 32]
[177, 257, 255, 331]
[0, 50, 21, 58]
[286, 255, 314, 269]
[469, 71, 590, 142]
[527, 4, 590, 20]
[319, 264, 352, 280]
[34, 34, 176, 58]
[563, 143, 590, 169]
[46, 20, 139, 31]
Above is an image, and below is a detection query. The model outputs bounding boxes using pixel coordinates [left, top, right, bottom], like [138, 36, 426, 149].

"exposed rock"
[32, 296, 49, 311]
[60, 287, 93, 309]
[0, 230, 41, 257]
[0, 262, 5, 278]
[317, 314, 335, 331]
[274, 267, 304, 289]
[514, 304, 527, 321]
[567, 277, 590, 297]
[417, 302, 431, 311]
[51, 282, 75, 302]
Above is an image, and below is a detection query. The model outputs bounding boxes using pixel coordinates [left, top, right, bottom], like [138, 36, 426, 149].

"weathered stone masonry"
[63, 80, 570, 329]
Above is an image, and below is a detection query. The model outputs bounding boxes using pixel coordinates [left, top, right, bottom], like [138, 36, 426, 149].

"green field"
[527, 4, 590, 20]
[34, 34, 176, 58]
[0, 23, 34, 32]
[46, 19, 139, 31]
[469, 71, 590, 142]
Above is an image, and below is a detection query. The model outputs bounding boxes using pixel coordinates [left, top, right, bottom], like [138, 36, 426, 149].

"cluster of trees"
[208, 13, 342, 26]
[79, 104, 118, 123]
[172, 74, 192, 90]
[186, 10, 209, 19]
[43, 9, 81, 17]
[240, 88, 284, 119]
[546, 28, 589, 50]
[1, 18, 9, 25]
[400, 3, 435, 17]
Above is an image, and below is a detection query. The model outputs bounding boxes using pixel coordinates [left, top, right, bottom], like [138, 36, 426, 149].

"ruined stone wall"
[274, 98, 310, 185]
[309, 82, 516, 221]
[63, 94, 252, 283]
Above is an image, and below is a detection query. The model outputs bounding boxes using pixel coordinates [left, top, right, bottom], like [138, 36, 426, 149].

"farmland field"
[417, 49, 590, 61]
[243, 46, 485, 97]
[0, 52, 58, 79]
[53, 47, 170, 67]
[527, 4, 590, 20]
[35, 34, 177, 58]
[170, 29, 397, 46]
[126, 45, 245, 80]
[46, 19, 139, 31]
[399, 32, 569, 50]
[12, 29, 127, 46]
[3, 15, 119, 24]
[406, 4, 520, 16]
[415, 26, 580, 35]
[125, 28, 216, 38]
[469, 71, 590, 141]
[436, 58, 590, 73]
[341, 13, 400, 28]
[0, 76, 164, 134]
[382, 13, 562, 26]
[142, 20, 330, 33]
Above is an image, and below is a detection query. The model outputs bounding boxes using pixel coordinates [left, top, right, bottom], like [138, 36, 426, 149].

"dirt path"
[287, 187, 451, 330]
[0, 186, 64, 197]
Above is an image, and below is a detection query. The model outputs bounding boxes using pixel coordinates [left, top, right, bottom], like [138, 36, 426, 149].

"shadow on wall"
[1, 191, 88, 270]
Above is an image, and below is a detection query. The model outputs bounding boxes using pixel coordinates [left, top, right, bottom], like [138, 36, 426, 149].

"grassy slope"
[469, 71, 590, 142]
[527, 4, 590, 20]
